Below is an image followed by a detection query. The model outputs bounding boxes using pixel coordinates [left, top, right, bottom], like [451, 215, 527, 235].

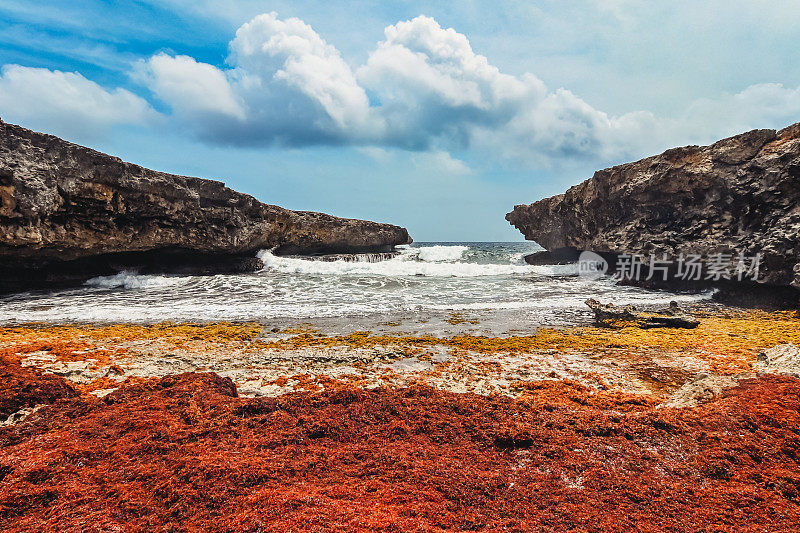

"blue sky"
[1, 1, 799, 240]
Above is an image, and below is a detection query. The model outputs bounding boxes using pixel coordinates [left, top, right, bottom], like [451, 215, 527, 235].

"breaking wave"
[409, 245, 468, 262]
[257, 247, 532, 277]
[85, 271, 177, 290]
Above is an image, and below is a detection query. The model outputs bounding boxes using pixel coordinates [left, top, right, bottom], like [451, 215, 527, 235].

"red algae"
[0, 370, 799, 531]
[0, 362, 78, 419]
[510, 379, 659, 411]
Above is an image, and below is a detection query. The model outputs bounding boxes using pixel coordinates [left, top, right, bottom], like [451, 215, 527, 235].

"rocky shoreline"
[506, 122, 800, 304]
[0, 119, 411, 293]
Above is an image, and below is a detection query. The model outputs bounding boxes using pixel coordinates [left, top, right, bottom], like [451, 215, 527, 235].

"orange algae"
[270, 372, 373, 392]
[0, 340, 126, 369]
[0, 362, 78, 417]
[76, 375, 150, 394]
[511, 379, 658, 412]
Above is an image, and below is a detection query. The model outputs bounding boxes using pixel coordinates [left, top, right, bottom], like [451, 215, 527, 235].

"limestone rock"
[756, 343, 800, 376]
[659, 373, 741, 408]
[507, 123, 800, 289]
[0, 119, 411, 291]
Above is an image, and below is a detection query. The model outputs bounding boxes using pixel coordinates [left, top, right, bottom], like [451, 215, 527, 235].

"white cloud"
[360, 146, 471, 175]
[357, 16, 662, 163]
[135, 53, 245, 122]
[412, 151, 472, 175]
[682, 83, 800, 139]
[4, 12, 800, 167]
[136, 13, 663, 162]
[137, 12, 381, 145]
[230, 13, 376, 135]
[0, 65, 157, 139]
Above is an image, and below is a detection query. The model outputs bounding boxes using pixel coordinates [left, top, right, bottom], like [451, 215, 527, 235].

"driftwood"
[585, 299, 699, 329]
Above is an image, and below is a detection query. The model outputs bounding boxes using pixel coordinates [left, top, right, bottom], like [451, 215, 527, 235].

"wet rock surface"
[506, 123, 800, 290]
[586, 299, 700, 329]
[0, 119, 411, 293]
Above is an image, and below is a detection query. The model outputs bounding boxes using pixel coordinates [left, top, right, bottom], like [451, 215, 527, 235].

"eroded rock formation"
[506, 123, 800, 290]
[0, 119, 411, 292]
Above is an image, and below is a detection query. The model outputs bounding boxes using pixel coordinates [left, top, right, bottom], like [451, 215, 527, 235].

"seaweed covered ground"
[0, 364, 799, 531]
[2, 309, 799, 399]
[1, 310, 800, 531]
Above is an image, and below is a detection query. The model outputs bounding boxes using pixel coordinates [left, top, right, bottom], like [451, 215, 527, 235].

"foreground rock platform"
[506, 123, 800, 292]
[0, 119, 411, 293]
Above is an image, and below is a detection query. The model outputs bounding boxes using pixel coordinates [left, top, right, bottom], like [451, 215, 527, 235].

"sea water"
[0, 243, 712, 328]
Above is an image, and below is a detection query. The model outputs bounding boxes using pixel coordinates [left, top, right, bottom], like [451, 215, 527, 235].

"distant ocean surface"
[0, 243, 713, 325]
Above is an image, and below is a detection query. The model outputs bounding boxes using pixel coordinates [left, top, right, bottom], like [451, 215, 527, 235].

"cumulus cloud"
[0, 65, 156, 139]
[135, 54, 245, 122]
[4, 12, 799, 166]
[137, 13, 665, 162]
[682, 83, 800, 139]
[135, 12, 799, 166]
[136, 13, 381, 146]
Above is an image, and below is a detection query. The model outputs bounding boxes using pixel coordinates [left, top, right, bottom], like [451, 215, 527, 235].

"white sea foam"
[411, 245, 468, 262]
[257, 248, 531, 277]
[85, 271, 177, 290]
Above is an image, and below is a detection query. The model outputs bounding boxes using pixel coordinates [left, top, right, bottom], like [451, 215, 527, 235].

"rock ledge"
[0, 119, 411, 292]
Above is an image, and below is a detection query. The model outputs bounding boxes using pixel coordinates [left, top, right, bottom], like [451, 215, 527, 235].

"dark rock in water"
[287, 251, 400, 263]
[507, 123, 800, 295]
[524, 246, 581, 265]
[0, 119, 411, 292]
[585, 298, 700, 329]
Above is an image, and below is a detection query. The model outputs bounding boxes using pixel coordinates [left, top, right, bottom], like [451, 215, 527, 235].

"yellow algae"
[0, 322, 264, 345]
[445, 312, 479, 325]
[1, 311, 798, 377]
[252, 311, 800, 374]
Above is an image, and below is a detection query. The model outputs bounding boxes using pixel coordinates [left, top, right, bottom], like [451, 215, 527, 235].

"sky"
[1, 1, 799, 241]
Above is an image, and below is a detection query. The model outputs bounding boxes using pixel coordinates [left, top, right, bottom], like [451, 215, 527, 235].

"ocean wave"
[258, 249, 532, 277]
[84, 271, 177, 290]
[406, 245, 468, 262]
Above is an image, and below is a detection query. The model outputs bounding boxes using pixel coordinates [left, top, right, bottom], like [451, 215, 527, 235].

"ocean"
[0, 242, 713, 330]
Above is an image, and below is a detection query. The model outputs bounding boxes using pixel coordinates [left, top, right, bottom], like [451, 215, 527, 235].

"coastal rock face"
[0, 119, 410, 291]
[506, 123, 800, 288]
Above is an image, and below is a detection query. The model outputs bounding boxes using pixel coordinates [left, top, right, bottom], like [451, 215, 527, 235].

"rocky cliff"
[0, 119, 411, 292]
[507, 123, 800, 290]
